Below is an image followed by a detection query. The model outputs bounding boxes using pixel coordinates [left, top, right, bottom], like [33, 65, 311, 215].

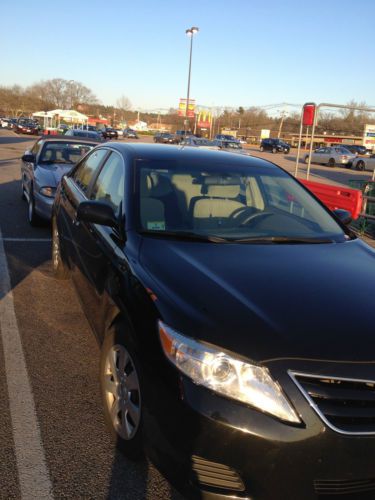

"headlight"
[39, 186, 56, 198]
[158, 321, 300, 423]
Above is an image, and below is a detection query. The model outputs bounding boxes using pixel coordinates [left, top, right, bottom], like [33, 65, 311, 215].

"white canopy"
[49, 109, 88, 123]
[32, 111, 55, 118]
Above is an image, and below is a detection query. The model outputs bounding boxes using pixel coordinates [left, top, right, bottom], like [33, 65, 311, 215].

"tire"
[27, 188, 41, 226]
[260, 146, 264, 152]
[100, 320, 144, 459]
[272, 147, 277, 154]
[21, 179, 26, 200]
[51, 217, 69, 279]
[328, 158, 335, 168]
[304, 155, 309, 164]
[356, 160, 365, 171]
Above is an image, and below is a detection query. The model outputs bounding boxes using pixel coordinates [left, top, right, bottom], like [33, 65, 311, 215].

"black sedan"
[153, 132, 178, 144]
[52, 144, 375, 500]
[102, 127, 118, 139]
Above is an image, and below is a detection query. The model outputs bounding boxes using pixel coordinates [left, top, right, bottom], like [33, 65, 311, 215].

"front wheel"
[21, 179, 26, 200]
[100, 322, 144, 459]
[356, 160, 365, 171]
[260, 146, 264, 152]
[272, 147, 277, 153]
[27, 189, 41, 226]
[328, 158, 335, 168]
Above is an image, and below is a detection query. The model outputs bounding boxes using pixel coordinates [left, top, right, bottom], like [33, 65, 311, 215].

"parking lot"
[0, 129, 374, 499]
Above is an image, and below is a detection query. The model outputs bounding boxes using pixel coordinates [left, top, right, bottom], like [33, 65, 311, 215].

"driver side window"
[89, 152, 125, 217]
[72, 149, 108, 194]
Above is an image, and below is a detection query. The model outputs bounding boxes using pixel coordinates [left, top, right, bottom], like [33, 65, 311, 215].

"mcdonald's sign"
[178, 98, 196, 118]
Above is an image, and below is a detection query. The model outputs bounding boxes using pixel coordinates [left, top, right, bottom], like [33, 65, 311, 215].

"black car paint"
[53, 144, 375, 500]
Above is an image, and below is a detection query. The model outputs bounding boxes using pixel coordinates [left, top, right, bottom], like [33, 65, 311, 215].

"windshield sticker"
[147, 221, 165, 230]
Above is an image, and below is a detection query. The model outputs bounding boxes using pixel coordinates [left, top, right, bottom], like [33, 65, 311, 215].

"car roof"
[38, 135, 100, 144]
[100, 142, 279, 169]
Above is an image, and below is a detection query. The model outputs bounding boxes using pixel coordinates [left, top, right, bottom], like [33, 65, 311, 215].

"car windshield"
[136, 160, 346, 242]
[39, 142, 95, 165]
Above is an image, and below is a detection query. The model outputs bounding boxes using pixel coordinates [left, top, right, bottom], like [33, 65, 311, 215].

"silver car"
[351, 154, 375, 172]
[21, 136, 98, 225]
[304, 146, 356, 167]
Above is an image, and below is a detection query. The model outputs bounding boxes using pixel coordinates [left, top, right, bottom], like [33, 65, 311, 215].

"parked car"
[65, 129, 103, 141]
[260, 138, 290, 153]
[180, 137, 218, 149]
[174, 130, 194, 143]
[123, 128, 139, 139]
[339, 144, 370, 156]
[102, 127, 119, 139]
[14, 118, 39, 135]
[154, 132, 178, 144]
[304, 146, 356, 167]
[52, 143, 375, 500]
[215, 133, 240, 143]
[351, 154, 375, 171]
[21, 136, 98, 225]
[0, 118, 11, 128]
[213, 139, 244, 150]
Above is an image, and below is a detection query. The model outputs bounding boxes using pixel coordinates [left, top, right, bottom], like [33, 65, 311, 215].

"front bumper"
[145, 360, 375, 500]
[34, 191, 54, 220]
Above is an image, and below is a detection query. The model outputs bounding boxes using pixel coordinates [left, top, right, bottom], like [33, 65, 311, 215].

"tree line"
[0, 78, 374, 136]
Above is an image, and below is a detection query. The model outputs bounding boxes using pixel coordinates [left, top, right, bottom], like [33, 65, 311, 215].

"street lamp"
[184, 26, 199, 133]
[68, 80, 75, 110]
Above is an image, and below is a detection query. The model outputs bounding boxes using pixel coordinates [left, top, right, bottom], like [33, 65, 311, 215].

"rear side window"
[72, 149, 108, 194]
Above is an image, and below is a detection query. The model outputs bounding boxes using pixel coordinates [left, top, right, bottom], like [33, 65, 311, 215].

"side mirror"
[333, 209, 352, 226]
[76, 200, 118, 228]
[22, 153, 35, 163]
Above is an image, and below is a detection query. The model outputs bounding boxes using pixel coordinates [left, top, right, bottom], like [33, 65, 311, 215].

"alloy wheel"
[103, 345, 141, 440]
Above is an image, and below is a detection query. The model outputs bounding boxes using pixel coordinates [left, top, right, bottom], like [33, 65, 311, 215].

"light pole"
[68, 80, 75, 110]
[184, 26, 199, 134]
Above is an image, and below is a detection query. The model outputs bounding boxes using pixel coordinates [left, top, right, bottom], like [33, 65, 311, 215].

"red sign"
[178, 98, 195, 118]
[324, 137, 342, 143]
[303, 104, 315, 127]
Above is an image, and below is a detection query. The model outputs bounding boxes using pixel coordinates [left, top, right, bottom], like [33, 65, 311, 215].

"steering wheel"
[229, 206, 274, 226]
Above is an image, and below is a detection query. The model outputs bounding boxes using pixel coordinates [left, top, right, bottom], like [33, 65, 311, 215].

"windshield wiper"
[231, 236, 335, 244]
[140, 230, 229, 243]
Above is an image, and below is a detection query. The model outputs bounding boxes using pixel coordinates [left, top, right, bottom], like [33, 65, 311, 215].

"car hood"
[139, 237, 375, 363]
[36, 163, 74, 187]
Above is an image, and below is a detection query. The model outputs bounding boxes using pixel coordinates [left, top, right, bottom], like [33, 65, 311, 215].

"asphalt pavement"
[0, 129, 374, 500]
[0, 130, 183, 499]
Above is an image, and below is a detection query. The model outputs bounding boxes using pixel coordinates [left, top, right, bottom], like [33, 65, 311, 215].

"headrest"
[150, 173, 173, 196]
[207, 185, 240, 198]
[140, 172, 153, 197]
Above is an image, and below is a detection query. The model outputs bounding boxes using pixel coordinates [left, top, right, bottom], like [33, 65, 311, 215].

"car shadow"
[0, 134, 38, 146]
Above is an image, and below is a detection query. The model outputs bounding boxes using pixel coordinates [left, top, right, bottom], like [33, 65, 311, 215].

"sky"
[2, 0, 375, 112]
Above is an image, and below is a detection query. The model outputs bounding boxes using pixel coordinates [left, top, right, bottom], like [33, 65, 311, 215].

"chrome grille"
[314, 477, 375, 495]
[290, 371, 375, 435]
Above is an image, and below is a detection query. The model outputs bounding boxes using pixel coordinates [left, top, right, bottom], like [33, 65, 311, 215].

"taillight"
[341, 156, 348, 160]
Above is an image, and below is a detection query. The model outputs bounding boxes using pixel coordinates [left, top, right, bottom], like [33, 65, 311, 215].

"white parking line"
[0, 227, 53, 499]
